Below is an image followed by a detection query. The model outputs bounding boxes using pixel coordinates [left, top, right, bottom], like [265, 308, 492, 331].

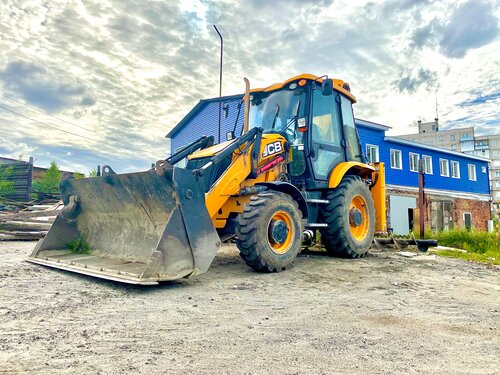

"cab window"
[340, 95, 362, 162]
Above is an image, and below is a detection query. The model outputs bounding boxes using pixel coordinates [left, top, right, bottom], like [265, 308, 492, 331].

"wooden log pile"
[0, 201, 63, 241]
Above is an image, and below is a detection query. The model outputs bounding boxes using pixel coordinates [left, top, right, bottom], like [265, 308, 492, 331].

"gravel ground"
[0, 241, 498, 374]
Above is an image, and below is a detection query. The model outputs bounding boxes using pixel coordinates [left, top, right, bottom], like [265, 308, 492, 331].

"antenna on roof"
[435, 95, 439, 124]
[213, 25, 223, 144]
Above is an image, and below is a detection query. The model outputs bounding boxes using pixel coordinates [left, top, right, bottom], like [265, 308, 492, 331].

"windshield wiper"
[278, 100, 301, 137]
[271, 104, 280, 130]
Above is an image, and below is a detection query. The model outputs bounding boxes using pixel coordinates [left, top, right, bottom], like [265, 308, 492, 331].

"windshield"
[249, 86, 307, 133]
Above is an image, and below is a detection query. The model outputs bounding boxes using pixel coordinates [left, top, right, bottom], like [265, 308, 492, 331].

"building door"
[464, 213, 472, 230]
[389, 195, 417, 235]
[408, 208, 414, 232]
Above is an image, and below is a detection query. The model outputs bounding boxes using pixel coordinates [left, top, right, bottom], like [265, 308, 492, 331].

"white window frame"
[422, 155, 433, 175]
[451, 161, 460, 179]
[390, 149, 402, 170]
[440, 158, 449, 177]
[409, 152, 420, 172]
[468, 164, 477, 181]
[365, 144, 379, 164]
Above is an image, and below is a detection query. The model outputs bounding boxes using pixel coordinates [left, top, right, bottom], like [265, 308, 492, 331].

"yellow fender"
[328, 161, 387, 234]
[328, 161, 375, 188]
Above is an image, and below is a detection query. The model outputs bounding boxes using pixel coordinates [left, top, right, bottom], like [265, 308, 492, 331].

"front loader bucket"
[27, 167, 220, 285]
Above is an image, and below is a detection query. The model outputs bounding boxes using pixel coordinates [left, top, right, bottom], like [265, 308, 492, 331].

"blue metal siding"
[170, 103, 490, 196]
[171, 99, 244, 152]
[357, 125, 490, 195]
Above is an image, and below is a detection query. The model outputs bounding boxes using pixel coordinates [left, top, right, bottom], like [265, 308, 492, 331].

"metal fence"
[0, 158, 33, 202]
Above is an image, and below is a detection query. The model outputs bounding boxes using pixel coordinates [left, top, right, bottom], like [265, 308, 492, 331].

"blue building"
[166, 95, 491, 233]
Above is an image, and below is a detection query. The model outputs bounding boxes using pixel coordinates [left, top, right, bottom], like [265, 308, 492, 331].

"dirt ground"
[0, 241, 498, 374]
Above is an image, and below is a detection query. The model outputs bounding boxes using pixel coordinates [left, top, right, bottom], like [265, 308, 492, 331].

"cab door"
[309, 88, 345, 180]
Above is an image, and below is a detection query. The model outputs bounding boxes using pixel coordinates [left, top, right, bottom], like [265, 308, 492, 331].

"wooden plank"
[0, 233, 45, 241]
[0, 210, 60, 220]
[0, 230, 47, 236]
[26, 205, 53, 211]
[0, 221, 52, 231]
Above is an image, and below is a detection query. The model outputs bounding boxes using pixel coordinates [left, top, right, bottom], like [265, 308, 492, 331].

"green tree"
[87, 168, 97, 177]
[0, 163, 15, 198]
[33, 161, 61, 194]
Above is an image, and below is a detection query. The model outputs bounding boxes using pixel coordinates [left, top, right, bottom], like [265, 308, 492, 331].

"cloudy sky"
[0, 0, 498, 173]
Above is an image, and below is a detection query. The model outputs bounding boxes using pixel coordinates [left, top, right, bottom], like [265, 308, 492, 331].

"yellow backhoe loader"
[27, 74, 386, 285]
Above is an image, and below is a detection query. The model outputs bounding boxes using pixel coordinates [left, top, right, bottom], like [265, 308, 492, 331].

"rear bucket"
[27, 166, 220, 285]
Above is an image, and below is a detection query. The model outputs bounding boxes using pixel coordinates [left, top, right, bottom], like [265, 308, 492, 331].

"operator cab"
[248, 74, 364, 187]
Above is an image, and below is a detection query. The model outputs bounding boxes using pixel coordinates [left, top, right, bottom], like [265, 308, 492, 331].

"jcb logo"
[262, 141, 283, 157]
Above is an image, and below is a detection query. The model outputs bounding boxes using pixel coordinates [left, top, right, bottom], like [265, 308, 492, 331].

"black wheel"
[319, 176, 375, 258]
[236, 191, 303, 272]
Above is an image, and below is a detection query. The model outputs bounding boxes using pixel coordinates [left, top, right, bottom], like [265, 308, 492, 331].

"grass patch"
[431, 249, 499, 265]
[425, 228, 499, 265]
[67, 236, 91, 254]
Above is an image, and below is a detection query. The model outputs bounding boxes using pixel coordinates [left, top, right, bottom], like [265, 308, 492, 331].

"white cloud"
[0, 136, 37, 160]
[0, 0, 498, 173]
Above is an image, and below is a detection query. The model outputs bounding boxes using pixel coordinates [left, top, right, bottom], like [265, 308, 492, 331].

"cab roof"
[251, 73, 357, 103]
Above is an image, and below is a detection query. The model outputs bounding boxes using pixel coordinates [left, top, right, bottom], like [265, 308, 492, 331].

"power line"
[0, 92, 145, 151]
[1, 93, 96, 133]
[0, 104, 144, 152]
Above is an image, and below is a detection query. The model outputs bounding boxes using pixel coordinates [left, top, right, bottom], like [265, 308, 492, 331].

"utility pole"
[213, 25, 223, 144]
[418, 160, 426, 239]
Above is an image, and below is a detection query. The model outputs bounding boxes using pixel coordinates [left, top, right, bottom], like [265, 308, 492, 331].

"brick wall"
[453, 198, 490, 231]
[386, 187, 490, 232]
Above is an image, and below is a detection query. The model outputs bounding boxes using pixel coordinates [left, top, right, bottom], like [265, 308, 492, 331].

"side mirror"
[226, 131, 235, 141]
[321, 79, 333, 96]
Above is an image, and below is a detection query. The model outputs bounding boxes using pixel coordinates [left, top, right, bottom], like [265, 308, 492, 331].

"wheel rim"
[349, 195, 369, 241]
[268, 210, 294, 254]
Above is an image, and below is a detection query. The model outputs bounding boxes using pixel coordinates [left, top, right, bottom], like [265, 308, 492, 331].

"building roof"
[400, 125, 475, 138]
[0, 156, 78, 173]
[355, 119, 391, 131]
[385, 136, 490, 162]
[0, 156, 24, 165]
